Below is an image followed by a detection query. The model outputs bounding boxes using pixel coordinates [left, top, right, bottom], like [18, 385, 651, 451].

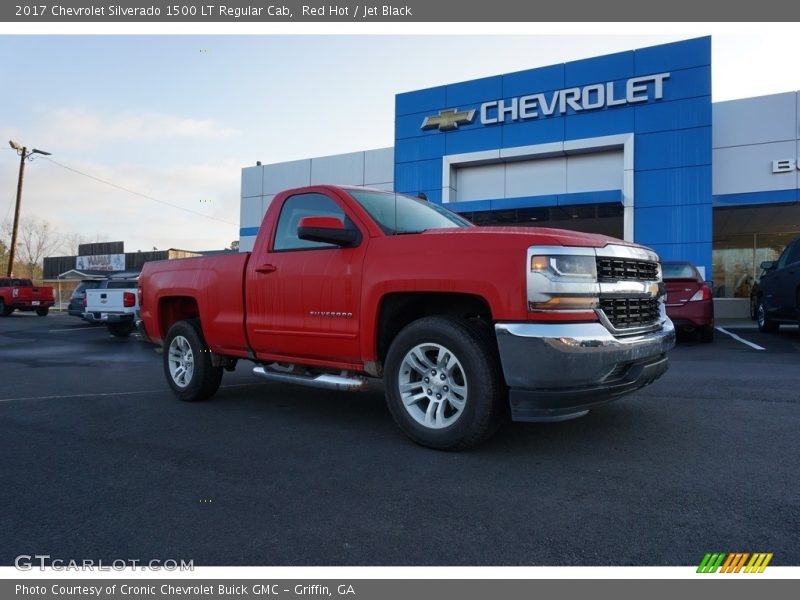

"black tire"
[698, 326, 714, 343]
[36, 307, 49, 317]
[0, 299, 12, 316]
[756, 299, 778, 333]
[384, 316, 507, 450]
[749, 295, 757, 321]
[163, 318, 223, 402]
[108, 322, 134, 337]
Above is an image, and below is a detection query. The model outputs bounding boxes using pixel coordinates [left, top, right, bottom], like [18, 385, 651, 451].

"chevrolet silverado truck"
[0, 277, 55, 316]
[84, 282, 139, 337]
[138, 185, 675, 449]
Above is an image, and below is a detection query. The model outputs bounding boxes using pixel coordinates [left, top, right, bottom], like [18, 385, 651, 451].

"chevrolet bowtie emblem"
[420, 108, 476, 131]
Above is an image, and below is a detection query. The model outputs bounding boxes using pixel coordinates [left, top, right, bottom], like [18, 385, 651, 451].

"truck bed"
[139, 253, 251, 355]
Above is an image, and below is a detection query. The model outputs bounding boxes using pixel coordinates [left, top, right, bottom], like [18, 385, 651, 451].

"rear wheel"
[698, 326, 714, 343]
[384, 316, 507, 450]
[108, 322, 134, 337]
[163, 318, 223, 402]
[0, 299, 12, 316]
[35, 307, 49, 317]
[756, 300, 778, 333]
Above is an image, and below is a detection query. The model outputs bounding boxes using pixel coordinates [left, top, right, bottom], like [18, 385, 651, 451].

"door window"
[785, 239, 800, 266]
[273, 193, 350, 251]
[777, 241, 796, 269]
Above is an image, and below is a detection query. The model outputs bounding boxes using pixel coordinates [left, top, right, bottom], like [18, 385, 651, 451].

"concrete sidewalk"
[715, 318, 757, 329]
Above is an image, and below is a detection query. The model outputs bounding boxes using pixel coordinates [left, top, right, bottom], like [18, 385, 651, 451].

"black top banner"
[4, 0, 800, 22]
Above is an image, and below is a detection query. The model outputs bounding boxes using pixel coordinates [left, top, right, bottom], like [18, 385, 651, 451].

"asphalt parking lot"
[0, 312, 798, 566]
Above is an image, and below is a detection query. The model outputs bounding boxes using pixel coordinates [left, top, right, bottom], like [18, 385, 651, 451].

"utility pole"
[7, 141, 51, 277]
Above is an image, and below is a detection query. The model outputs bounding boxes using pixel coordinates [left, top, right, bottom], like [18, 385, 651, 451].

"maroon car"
[663, 261, 714, 342]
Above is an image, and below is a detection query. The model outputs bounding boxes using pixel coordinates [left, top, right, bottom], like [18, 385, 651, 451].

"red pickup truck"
[0, 277, 55, 316]
[139, 185, 675, 449]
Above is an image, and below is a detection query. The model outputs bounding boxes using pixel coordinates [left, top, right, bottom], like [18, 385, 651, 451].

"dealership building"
[240, 37, 800, 317]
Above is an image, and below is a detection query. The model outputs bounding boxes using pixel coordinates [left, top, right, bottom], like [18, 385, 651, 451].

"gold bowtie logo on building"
[421, 108, 476, 131]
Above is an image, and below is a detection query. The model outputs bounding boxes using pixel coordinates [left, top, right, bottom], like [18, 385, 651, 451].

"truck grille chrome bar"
[599, 297, 661, 329]
[596, 257, 659, 282]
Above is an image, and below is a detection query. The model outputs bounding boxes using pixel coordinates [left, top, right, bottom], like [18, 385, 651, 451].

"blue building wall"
[394, 37, 713, 275]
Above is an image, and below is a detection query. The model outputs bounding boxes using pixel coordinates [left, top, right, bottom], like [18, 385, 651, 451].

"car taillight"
[124, 292, 135, 308]
[689, 286, 712, 302]
[138, 285, 143, 307]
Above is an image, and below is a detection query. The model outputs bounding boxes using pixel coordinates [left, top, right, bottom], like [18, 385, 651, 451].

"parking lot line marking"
[0, 382, 272, 403]
[716, 327, 766, 351]
[0, 390, 161, 403]
[47, 326, 105, 332]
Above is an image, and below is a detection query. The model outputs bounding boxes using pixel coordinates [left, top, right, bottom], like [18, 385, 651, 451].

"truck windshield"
[347, 190, 472, 234]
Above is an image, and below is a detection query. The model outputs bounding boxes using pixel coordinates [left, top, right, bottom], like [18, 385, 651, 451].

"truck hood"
[420, 226, 637, 249]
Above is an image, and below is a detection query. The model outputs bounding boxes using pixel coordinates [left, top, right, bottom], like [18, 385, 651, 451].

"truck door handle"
[256, 263, 277, 274]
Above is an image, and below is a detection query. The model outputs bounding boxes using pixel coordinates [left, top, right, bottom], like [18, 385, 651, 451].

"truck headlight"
[530, 255, 596, 281]
[528, 251, 599, 311]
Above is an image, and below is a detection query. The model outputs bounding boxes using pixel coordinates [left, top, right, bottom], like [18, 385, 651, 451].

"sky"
[2, 29, 800, 255]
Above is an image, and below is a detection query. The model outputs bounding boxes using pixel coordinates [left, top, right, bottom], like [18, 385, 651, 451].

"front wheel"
[163, 319, 223, 402]
[756, 300, 778, 333]
[384, 316, 507, 450]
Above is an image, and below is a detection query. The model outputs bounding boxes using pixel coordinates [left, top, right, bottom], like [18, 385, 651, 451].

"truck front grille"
[596, 257, 659, 282]
[600, 298, 660, 330]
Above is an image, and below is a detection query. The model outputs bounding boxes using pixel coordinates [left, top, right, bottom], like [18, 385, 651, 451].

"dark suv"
[67, 281, 101, 317]
[755, 236, 800, 332]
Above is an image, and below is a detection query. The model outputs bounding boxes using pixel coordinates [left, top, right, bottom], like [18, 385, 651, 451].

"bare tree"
[1, 217, 62, 279]
[0, 237, 8, 276]
[60, 231, 110, 256]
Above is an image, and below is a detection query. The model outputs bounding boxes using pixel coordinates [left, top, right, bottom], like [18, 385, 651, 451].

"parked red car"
[662, 261, 714, 342]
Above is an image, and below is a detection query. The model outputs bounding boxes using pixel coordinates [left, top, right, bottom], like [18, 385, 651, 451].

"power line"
[39, 156, 238, 227]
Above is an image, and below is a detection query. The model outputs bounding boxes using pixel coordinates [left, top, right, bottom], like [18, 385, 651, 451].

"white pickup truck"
[83, 279, 139, 337]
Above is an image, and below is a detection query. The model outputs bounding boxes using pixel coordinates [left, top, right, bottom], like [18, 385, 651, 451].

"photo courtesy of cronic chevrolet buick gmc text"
[138, 185, 675, 449]
[754, 235, 800, 332]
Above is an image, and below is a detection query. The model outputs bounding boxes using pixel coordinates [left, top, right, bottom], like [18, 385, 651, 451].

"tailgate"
[36, 287, 55, 301]
[11, 286, 53, 302]
[10, 286, 52, 302]
[85, 289, 135, 312]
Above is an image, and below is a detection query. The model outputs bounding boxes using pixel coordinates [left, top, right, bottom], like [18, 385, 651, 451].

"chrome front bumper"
[495, 318, 675, 422]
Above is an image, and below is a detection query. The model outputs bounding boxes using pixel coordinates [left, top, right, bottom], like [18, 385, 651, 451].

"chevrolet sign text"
[481, 73, 670, 124]
[422, 72, 670, 130]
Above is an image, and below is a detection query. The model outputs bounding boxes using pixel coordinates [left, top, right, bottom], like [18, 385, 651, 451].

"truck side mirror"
[760, 260, 776, 271]
[297, 216, 361, 247]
